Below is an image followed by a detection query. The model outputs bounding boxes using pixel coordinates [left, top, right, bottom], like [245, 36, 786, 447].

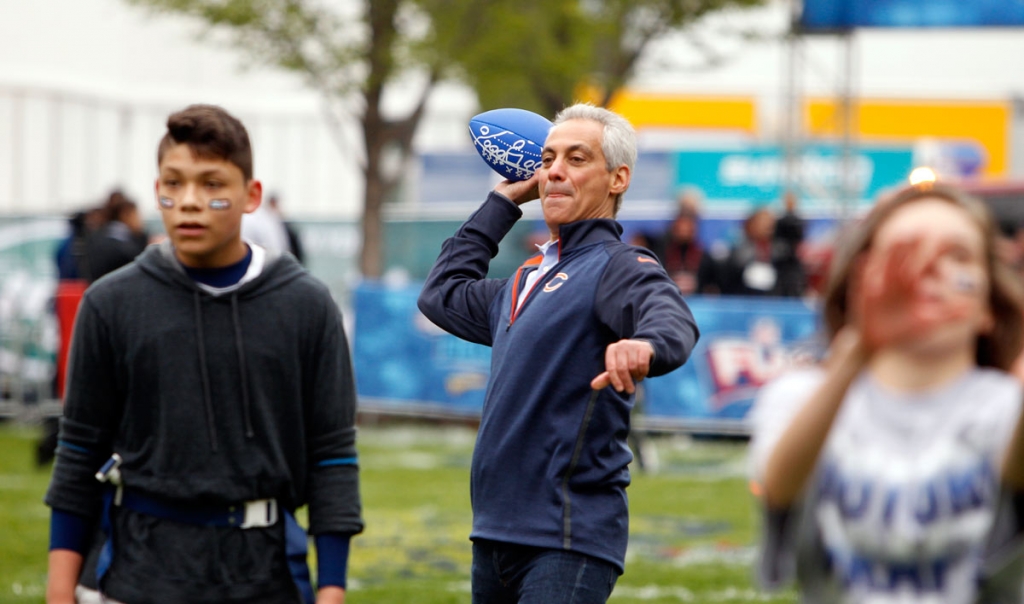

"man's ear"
[609, 165, 630, 196]
[153, 179, 160, 209]
[244, 179, 263, 214]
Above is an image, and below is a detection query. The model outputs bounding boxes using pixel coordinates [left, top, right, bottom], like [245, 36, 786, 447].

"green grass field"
[0, 421, 795, 604]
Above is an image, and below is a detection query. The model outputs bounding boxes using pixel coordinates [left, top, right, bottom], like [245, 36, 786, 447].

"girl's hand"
[852, 236, 974, 353]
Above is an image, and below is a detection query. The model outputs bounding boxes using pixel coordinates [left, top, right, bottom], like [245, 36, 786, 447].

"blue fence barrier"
[353, 282, 823, 433]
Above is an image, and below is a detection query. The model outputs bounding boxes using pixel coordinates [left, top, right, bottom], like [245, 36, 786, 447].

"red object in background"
[54, 280, 88, 400]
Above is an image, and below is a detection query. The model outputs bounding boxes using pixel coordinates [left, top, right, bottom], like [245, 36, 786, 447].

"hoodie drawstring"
[231, 293, 255, 438]
[193, 291, 219, 452]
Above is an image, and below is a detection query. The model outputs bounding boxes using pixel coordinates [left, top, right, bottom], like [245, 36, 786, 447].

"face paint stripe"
[157, 197, 232, 210]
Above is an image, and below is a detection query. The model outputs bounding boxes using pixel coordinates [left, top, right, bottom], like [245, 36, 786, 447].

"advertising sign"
[353, 283, 822, 432]
[801, 0, 1024, 30]
[675, 145, 913, 215]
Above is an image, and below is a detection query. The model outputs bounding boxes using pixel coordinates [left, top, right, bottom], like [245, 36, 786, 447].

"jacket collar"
[556, 218, 623, 253]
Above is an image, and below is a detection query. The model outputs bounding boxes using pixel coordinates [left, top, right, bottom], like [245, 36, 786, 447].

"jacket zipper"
[507, 241, 562, 331]
[561, 388, 600, 549]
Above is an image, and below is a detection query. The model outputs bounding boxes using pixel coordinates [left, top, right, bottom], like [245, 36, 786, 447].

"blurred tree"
[427, 0, 766, 116]
[126, 0, 764, 277]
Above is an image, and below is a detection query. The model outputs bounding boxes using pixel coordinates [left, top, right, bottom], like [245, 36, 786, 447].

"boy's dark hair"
[157, 105, 253, 180]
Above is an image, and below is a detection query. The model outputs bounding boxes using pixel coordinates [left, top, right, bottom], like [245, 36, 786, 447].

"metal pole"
[839, 30, 858, 221]
[11, 88, 24, 209]
[50, 92, 63, 208]
[782, 0, 803, 199]
[118, 102, 135, 196]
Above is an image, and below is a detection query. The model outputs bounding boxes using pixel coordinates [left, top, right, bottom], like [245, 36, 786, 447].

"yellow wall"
[606, 91, 758, 133]
[806, 99, 1011, 176]
[586, 91, 1010, 177]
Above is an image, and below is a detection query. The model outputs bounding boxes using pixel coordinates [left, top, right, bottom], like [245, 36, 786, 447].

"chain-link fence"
[0, 218, 64, 419]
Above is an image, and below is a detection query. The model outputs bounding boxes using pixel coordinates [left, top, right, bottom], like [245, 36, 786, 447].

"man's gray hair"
[553, 103, 637, 213]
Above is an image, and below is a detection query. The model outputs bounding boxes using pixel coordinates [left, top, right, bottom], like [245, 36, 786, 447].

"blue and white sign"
[801, 0, 1024, 30]
[675, 145, 914, 215]
[353, 282, 822, 432]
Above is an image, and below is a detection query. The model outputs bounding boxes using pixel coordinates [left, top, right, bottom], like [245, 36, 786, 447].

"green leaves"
[415, 0, 766, 116]
[126, 0, 768, 126]
[123, 0, 766, 276]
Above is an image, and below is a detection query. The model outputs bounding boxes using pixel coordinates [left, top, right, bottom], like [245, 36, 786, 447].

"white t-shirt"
[748, 366, 1024, 604]
[241, 205, 290, 255]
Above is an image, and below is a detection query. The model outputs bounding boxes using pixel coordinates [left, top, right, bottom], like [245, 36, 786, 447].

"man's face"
[155, 143, 261, 268]
[537, 119, 629, 238]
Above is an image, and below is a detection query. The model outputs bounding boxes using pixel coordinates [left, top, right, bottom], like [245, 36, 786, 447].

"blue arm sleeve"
[416, 193, 521, 346]
[595, 246, 700, 376]
[49, 508, 92, 553]
[315, 533, 352, 589]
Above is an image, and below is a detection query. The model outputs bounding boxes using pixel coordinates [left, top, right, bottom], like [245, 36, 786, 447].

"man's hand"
[591, 339, 655, 393]
[316, 586, 345, 604]
[494, 173, 540, 206]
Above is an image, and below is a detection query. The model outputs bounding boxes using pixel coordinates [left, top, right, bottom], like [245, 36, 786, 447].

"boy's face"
[155, 143, 261, 268]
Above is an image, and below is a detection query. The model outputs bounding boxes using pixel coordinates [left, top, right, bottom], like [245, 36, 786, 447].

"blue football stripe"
[57, 440, 92, 455]
[318, 457, 358, 467]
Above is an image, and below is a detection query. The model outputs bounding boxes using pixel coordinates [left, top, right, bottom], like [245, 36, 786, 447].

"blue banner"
[353, 282, 822, 431]
[675, 145, 914, 215]
[801, 0, 1024, 30]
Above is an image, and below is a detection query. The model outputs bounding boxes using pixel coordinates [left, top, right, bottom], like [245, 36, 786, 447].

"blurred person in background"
[40, 210, 98, 467]
[54, 211, 90, 282]
[268, 193, 306, 265]
[772, 190, 807, 298]
[648, 205, 720, 295]
[242, 191, 291, 255]
[41, 198, 134, 467]
[419, 103, 699, 604]
[80, 193, 149, 283]
[45, 104, 363, 604]
[748, 183, 1024, 602]
[720, 207, 779, 296]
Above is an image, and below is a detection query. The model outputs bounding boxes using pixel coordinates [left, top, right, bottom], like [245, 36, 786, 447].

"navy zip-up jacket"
[418, 193, 699, 571]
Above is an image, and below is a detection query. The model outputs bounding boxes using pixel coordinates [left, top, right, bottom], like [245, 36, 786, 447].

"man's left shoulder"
[603, 241, 664, 271]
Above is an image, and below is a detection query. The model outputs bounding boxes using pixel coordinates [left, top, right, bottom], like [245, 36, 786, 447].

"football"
[468, 108, 552, 182]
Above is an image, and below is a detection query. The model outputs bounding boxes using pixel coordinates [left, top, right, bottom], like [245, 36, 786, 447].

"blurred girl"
[749, 183, 1024, 602]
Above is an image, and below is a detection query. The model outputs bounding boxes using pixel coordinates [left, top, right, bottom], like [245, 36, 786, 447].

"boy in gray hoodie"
[45, 104, 363, 604]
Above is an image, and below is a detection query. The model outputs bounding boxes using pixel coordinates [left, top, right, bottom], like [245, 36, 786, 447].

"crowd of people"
[54, 191, 150, 285]
[636, 189, 810, 299]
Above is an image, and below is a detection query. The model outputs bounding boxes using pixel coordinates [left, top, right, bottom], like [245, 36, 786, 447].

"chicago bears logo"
[543, 272, 569, 292]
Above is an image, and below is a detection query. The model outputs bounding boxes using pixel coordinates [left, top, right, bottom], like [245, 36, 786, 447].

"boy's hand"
[316, 586, 345, 604]
[46, 549, 82, 604]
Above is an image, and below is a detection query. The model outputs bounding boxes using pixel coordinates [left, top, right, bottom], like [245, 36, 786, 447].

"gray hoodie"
[46, 241, 363, 603]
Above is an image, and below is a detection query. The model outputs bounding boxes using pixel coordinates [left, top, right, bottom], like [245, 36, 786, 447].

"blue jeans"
[471, 539, 619, 604]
